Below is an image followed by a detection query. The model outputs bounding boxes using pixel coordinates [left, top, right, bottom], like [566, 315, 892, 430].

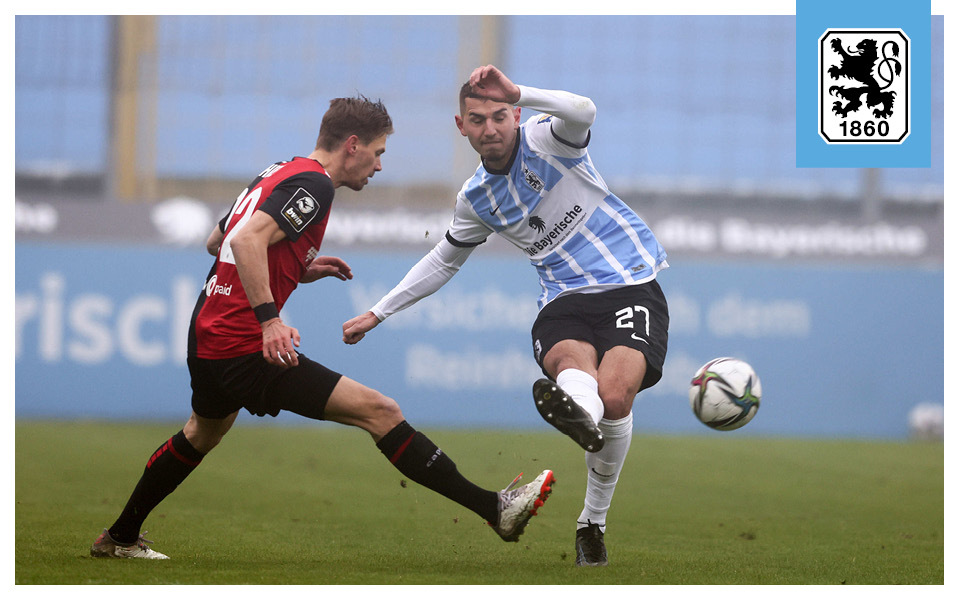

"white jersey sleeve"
[516, 85, 595, 152]
[370, 235, 477, 321]
[370, 187, 492, 321]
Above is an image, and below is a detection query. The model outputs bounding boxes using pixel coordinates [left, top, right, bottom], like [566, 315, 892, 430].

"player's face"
[343, 133, 387, 191]
[456, 98, 522, 170]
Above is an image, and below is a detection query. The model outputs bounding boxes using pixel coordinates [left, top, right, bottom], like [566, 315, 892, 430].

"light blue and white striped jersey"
[447, 113, 668, 309]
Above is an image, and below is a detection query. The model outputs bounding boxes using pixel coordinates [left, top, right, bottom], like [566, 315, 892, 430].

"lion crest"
[827, 36, 902, 119]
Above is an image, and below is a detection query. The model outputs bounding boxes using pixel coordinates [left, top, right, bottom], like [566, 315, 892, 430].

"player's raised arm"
[515, 85, 595, 148]
[468, 64, 595, 148]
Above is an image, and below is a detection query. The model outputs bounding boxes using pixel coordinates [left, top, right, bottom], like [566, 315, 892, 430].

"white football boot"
[90, 529, 170, 559]
[490, 469, 556, 542]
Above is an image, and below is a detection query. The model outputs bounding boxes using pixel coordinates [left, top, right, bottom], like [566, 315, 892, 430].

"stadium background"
[14, 15, 944, 438]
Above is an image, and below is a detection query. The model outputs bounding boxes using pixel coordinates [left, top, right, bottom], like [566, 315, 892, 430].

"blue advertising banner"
[15, 242, 943, 439]
[796, 0, 931, 167]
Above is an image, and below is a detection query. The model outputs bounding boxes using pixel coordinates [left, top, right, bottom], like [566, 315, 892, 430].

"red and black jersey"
[189, 157, 335, 359]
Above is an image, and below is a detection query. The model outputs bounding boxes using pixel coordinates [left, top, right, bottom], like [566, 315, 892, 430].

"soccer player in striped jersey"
[343, 65, 670, 567]
[90, 94, 554, 560]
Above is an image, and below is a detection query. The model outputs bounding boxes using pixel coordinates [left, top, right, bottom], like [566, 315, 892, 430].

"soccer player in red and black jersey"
[91, 96, 554, 560]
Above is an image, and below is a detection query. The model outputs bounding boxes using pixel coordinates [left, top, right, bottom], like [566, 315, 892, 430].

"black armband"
[253, 302, 280, 324]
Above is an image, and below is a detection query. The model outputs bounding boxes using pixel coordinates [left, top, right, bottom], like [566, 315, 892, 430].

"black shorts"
[187, 352, 343, 420]
[531, 280, 669, 392]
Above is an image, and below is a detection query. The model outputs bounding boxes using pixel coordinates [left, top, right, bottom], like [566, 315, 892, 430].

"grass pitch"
[15, 420, 942, 585]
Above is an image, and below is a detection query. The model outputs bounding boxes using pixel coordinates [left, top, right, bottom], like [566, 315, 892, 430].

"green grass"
[15, 420, 943, 584]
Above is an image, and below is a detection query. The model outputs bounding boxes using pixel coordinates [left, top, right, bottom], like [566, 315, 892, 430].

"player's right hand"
[342, 311, 381, 345]
[261, 318, 300, 367]
[468, 64, 521, 104]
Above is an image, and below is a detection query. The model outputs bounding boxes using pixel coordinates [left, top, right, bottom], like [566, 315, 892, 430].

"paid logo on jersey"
[819, 29, 909, 144]
[282, 188, 319, 232]
[204, 274, 232, 297]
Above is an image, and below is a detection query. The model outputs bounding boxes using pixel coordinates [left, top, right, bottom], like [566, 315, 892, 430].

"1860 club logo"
[819, 29, 909, 144]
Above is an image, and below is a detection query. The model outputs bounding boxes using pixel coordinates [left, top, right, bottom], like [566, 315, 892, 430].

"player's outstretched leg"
[574, 521, 608, 567]
[490, 470, 556, 542]
[375, 419, 554, 543]
[533, 379, 604, 452]
[90, 529, 169, 560]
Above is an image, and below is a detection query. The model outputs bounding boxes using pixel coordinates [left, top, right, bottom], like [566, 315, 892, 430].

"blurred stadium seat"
[14, 15, 944, 208]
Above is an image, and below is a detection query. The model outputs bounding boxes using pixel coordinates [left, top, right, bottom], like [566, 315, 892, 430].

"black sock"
[109, 430, 205, 544]
[376, 421, 499, 523]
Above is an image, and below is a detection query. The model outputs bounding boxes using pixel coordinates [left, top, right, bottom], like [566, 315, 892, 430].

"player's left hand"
[300, 256, 353, 283]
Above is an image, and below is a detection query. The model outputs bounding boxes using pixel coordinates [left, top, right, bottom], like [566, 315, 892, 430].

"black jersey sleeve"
[258, 172, 334, 242]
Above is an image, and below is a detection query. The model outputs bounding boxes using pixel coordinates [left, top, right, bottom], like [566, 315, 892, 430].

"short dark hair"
[315, 94, 393, 151]
[458, 82, 488, 114]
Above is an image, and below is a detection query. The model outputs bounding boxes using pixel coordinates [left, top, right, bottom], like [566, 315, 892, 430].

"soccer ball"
[689, 357, 761, 431]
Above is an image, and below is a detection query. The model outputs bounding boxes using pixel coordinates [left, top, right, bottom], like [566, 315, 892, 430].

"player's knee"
[187, 433, 222, 455]
[376, 395, 404, 425]
[183, 422, 225, 454]
[598, 386, 635, 420]
[359, 388, 404, 430]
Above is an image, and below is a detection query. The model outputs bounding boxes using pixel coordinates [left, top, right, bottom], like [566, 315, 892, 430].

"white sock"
[578, 412, 634, 533]
[556, 368, 604, 425]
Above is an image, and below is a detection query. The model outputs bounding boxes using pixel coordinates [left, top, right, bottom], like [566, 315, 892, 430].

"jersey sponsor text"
[523, 205, 584, 256]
